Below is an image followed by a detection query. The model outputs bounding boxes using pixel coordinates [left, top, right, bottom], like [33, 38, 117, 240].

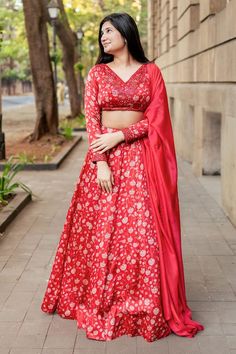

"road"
[2, 94, 35, 110]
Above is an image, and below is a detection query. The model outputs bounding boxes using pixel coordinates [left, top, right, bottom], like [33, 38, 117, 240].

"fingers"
[97, 176, 114, 193]
[91, 140, 107, 152]
[99, 180, 112, 193]
[97, 147, 108, 153]
[91, 139, 103, 149]
[91, 134, 104, 146]
[104, 180, 112, 193]
[91, 133, 110, 150]
[91, 141, 103, 149]
[93, 145, 108, 153]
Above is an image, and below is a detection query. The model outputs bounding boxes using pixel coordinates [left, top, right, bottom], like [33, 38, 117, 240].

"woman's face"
[100, 21, 126, 54]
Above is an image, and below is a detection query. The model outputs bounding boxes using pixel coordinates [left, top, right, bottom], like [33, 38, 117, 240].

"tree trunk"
[22, 0, 58, 141]
[44, 0, 81, 118]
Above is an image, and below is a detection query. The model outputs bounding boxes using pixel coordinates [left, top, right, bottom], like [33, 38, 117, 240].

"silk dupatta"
[142, 63, 204, 337]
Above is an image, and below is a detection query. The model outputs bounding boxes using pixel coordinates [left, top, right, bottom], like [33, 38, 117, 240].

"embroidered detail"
[97, 63, 151, 112]
[92, 151, 107, 163]
[84, 64, 151, 160]
[121, 119, 149, 143]
[122, 127, 134, 143]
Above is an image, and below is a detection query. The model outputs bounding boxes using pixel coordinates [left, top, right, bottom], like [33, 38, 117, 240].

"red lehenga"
[41, 62, 204, 341]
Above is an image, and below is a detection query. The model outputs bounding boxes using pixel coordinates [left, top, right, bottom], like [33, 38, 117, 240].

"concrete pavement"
[0, 131, 236, 354]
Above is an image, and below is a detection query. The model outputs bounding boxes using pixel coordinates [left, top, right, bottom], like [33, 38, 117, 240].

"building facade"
[147, 0, 236, 225]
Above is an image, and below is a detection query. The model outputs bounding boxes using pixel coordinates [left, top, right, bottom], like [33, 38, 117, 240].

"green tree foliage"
[0, 0, 30, 82]
[0, 0, 147, 83]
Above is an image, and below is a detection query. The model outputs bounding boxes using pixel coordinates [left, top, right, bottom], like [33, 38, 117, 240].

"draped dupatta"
[141, 63, 204, 337]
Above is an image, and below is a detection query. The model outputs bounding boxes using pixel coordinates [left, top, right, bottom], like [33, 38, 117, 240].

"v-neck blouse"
[90, 63, 151, 112]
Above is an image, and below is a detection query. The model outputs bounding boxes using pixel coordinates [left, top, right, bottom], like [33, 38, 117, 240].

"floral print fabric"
[84, 63, 151, 163]
[41, 126, 171, 342]
[97, 64, 151, 112]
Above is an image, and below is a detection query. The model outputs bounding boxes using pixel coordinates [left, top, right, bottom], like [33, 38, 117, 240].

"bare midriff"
[101, 110, 144, 129]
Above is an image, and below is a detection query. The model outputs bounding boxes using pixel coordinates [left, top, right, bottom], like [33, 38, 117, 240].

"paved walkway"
[0, 131, 236, 354]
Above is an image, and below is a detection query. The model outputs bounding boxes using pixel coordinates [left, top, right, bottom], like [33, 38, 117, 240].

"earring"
[124, 39, 127, 44]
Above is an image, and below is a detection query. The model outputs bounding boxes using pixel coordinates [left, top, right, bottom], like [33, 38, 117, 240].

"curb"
[0, 192, 32, 233]
[0, 135, 83, 171]
[73, 127, 86, 132]
[59, 127, 86, 132]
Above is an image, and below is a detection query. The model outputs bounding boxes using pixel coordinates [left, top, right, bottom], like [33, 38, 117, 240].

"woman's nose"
[101, 33, 107, 42]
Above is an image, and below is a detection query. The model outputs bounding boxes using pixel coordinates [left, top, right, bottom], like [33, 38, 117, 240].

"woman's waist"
[101, 110, 144, 129]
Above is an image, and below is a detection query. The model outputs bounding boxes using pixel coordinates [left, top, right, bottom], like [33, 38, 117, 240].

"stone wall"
[147, 0, 236, 226]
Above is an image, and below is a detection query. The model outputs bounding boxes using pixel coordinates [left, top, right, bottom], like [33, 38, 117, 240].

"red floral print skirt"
[41, 126, 171, 342]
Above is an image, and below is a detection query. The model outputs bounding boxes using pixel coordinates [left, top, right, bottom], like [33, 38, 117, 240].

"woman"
[41, 12, 204, 342]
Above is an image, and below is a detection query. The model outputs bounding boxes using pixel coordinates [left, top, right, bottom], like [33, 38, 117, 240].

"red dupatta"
[141, 63, 204, 337]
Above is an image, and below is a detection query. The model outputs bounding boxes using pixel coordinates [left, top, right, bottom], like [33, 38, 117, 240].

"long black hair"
[96, 13, 149, 64]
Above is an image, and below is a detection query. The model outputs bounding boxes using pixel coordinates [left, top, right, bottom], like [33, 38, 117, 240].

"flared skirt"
[41, 126, 171, 342]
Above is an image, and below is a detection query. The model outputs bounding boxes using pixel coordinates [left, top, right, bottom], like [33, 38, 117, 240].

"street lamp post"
[47, 0, 60, 88]
[0, 27, 6, 160]
[76, 28, 84, 59]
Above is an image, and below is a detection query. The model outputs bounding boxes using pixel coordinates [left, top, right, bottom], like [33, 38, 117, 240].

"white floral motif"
[91, 288, 97, 294]
[153, 308, 160, 315]
[122, 217, 128, 224]
[115, 150, 121, 156]
[148, 238, 154, 245]
[107, 274, 113, 280]
[151, 287, 158, 294]
[148, 258, 155, 266]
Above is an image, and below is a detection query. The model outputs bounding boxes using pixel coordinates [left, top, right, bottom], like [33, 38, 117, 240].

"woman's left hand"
[91, 132, 124, 154]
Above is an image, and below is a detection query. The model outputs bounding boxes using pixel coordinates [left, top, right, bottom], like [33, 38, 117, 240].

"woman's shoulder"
[145, 61, 161, 74]
[86, 64, 105, 81]
[89, 64, 105, 73]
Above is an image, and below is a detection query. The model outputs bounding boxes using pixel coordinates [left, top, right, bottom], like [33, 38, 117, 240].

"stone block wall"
[147, 0, 236, 226]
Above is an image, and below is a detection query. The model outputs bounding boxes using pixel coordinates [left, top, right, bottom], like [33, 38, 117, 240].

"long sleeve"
[84, 68, 107, 163]
[121, 118, 148, 143]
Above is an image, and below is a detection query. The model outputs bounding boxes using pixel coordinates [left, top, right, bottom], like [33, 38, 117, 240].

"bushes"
[0, 156, 33, 206]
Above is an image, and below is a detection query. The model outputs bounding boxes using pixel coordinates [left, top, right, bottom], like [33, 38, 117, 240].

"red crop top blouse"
[97, 63, 151, 112]
[84, 62, 152, 162]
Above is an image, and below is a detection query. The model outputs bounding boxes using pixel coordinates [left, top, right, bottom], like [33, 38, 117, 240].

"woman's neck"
[111, 53, 138, 68]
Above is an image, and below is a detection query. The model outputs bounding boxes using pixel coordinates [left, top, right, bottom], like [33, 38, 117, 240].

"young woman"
[41, 12, 204, 342]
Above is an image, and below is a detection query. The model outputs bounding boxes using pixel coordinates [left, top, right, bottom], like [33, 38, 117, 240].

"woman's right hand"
[96, 161, 114, 193]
